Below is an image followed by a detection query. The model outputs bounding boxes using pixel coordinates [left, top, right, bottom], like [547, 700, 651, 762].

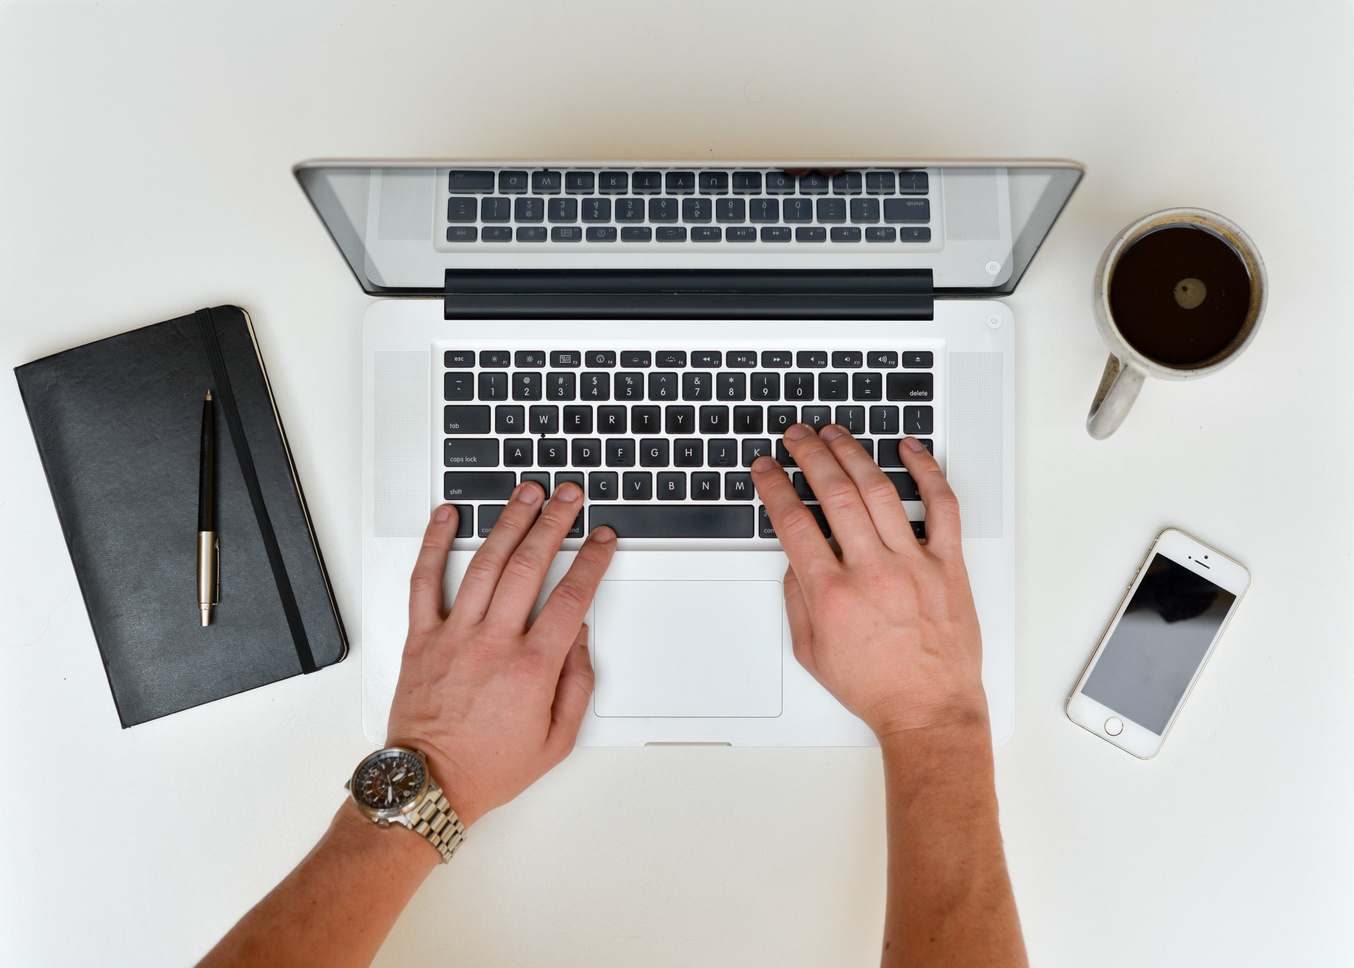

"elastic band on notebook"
[196, 308, 318, 674]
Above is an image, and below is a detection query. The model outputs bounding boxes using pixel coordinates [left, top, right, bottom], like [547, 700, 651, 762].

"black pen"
[197, 390, 219, 626]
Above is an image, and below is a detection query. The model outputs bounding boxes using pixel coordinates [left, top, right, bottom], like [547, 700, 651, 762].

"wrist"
[876, 718, 995, 786]
[383, 739, 483, 830]
[332, 798, 443, 874]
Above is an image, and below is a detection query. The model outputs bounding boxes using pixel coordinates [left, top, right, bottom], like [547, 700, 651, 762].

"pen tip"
[205, 390, 213, 401]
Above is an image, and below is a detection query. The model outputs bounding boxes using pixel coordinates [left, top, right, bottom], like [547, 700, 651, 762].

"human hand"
[385, 482, 616, 828]
[750, 426, 987, 742]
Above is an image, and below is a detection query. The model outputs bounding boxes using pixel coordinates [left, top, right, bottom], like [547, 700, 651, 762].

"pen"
[197, 390, 219, 626]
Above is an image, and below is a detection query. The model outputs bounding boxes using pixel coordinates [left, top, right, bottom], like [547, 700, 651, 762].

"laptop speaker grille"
[373, 351, 430, 537]
[947, 352, 1004, 539]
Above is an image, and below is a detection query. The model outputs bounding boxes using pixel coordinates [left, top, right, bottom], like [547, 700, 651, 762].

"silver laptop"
[296, 159, 1082, 746]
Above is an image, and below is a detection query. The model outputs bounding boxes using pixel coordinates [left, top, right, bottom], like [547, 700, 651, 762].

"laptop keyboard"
[443, 167, 932, 246]
[440, 343, 938, 542]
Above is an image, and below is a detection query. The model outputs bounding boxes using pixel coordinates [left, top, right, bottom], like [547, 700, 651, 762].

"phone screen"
[1081, 554, 1237, 735]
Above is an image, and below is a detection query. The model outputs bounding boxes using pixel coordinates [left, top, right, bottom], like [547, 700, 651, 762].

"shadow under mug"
[1086, 208, 1267, 439]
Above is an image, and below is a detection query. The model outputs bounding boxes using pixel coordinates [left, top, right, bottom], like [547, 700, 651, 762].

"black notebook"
[15, 306, 347, 726]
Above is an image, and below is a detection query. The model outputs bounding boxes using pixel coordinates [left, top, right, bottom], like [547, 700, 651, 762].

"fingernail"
[786, 423, 812, 440]
[903, 436, 925, 452]
[820, 424, 845, 442]
[751, 455, 778, 473]
[514, 483, 542, 504]
[433, 504, 452, 522]
[556, 482, 583, 502]
[590, 525, 616, 544]
[579, 624, 589, 647]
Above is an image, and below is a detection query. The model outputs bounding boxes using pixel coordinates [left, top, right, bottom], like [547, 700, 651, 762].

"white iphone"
[1066, 528, 1249, 758]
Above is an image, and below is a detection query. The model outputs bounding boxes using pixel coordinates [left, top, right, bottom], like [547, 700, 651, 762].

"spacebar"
[589, 505, 754, 538]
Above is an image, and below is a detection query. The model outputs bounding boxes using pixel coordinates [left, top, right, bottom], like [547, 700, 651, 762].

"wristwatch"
[345, 747, 465, 864]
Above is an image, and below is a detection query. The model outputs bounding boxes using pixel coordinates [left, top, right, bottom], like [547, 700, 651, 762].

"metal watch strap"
[410, 787, 466, 864]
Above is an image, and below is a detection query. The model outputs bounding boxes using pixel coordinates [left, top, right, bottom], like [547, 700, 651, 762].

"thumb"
[547, 624, 594, 758]
[783, 565, 818, 679]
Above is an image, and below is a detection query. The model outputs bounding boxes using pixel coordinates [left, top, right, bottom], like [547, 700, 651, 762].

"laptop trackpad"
[592, 579, 783, 718]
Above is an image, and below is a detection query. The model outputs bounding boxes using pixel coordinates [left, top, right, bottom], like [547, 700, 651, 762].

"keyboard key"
[550, 350, 582, 368]
[699, 171, 729, 194]
[586, 351, 617, 367]
[447, 198, 476, 222]
[657, 471, 686, 500]
[751, 372, 780, 400]
[899, 227, 931, 242]
[832, 172, 863, 195]
[774, 440, 796, 467]
[877, 439, 906, 467]
[451, 505, 474, 538]
[589, 504, 754, 538]
[884, 198, 930, 223]
[640, 438, 670, 467]
[615, 373, 644, 401]
[707, 439, 738, 466]
[499, 171, 529, 193]
[898, 170, 929, 194]
[732, 171, 763, 194]
[444, 438, 499, 467]
[869, 405, 899, 435]
[682, 197, 712, 222]
[726, 226, 756, 241]
[582, 198, 612, 222]
[818, 372, 849, 400]
[850, 198, 880, 222]
[495, 405, 525, 434]
[573, 438, 602, 467]
[799, 173, 831, 194]
[606, 438, 636, 467]
[885, 472, 921, 500]
[598, 405, 627, 434]
[796, 351, 828, 368]
[802, 406, 831, 430]
[868, 351, 899, 368]
[692, 351, 722, 368]
[478, 505, 507, 537]
[759, 504, 829, 539]
[682, 371, 712, 400]
[649, 197, 678, 222]
[444, 372, 474, 401]
[598, 171, 629, 193]
[835, 405, 865, 434]
[749, 198, 779, 223]
[563, 406, 593, 434]
[512, 372, 542, 400]
[632, 406, 662, 434]
[480, 197, 511, 222]
[830, 226, 861, 242]
[548, 198, 578, 222]
[648, 372, 679, 401]
[725, 472, 755, 500]
[866, 226, 896, 242]
[513, 350, 546, 368]
[903, 406, 933, 435]
[832, 351, 863, 368]
[664, 406, 695, 435]
[444, 404, 490, 433]
[478, 372, 508, 400]
[902, 351, 934, 368]
[792, 472, 817, 501]
[716, 198, 746, 222]
[444, 471, 516, 501]
[795, 226, 826, 242]
[621, 226, 652, 242]
[853, 372, 883, 400]
[622, 471, 652, 500]
[532, 170, 562, 193]
[615, 198, 645, 222]
[538, 439, 568, 466]
[665, 171, 696, 194]
[767, 405, 797, 433]
[765, 172, 796, 194]
[521, 472, 551, 498]
[653, 351, 685, 368]
[621, 351, 651, 368]
[516, 226, 547, 241]
[556, 471, 585, 491]
[691, 472, 721, 499]
[632, 171, 662, 194]
[529, 405, 558, 434]
[717, 372, 746, 400]
[565, 171, 595, 194]
[691, 226, 721, 242]
[547, 370, 574, 400]
[784, 373, 814, 400]
[579, 372, 608, 400]
[727, 351, 758, 368]
[656, 226, 686, 241]
[674, 439, 703, 466]
[699, 405, 730, 434]
[589, 471, 618, 500]
[866, 171, 896, 194]
[480, 351, 511, 367]
[887, 373, 933, 401]
[816, 198, 846, 222]
[742, 438, 772, 466]
[761, 351, 793, 369]
[783, 197, 813, 222]
[503, 438, 533, 466]
[448, 170, 495, 193]
[482, 226, 512, 241]
[444, 350, 475, 368]
[733, 405, 763, 434]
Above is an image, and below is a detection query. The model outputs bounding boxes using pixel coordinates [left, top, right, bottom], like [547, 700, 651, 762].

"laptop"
[295, 159, 1082, 746]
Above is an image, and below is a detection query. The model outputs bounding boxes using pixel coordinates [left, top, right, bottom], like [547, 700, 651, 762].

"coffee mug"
[1086, 208, 1267, 439]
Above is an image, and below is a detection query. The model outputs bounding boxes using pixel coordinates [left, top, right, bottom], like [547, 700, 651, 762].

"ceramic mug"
[1086, 208, 1267, 439]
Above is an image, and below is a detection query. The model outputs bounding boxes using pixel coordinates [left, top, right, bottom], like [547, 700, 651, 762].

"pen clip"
[212, 537, 220, 605]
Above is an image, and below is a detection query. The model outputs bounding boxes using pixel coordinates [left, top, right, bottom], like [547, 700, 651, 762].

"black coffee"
[1108, 225, 1252, 367]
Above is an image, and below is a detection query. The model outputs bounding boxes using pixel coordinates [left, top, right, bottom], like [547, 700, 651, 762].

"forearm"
[878, 723, 1027, 968]
[196, 800, 440, 968]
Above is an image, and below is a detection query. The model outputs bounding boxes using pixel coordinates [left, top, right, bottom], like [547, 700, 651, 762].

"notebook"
[296, 160, 1083, 745]
[15, 306, 347, 726]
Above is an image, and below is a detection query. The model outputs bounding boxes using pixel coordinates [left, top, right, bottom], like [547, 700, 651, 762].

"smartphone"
[1066, 528, 1249, 758]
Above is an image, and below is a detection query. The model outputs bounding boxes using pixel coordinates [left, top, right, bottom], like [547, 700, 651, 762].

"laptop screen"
[295, 161, 1081, 298]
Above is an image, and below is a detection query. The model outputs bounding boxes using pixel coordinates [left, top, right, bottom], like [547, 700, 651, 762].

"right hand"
[750, 426, 988, 741]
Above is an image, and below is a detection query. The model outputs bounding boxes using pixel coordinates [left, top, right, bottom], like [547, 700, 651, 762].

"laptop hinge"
[442, 269, 934, 320]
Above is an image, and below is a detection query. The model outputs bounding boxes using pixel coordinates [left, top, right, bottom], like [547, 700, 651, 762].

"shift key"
[444, 471, 516, 499]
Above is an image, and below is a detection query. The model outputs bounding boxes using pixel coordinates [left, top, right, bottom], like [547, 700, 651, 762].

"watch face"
[352, 749, 427, 815]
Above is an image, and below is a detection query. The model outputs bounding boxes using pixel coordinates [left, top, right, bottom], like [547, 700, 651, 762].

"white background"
[2, 2, 1353, 965]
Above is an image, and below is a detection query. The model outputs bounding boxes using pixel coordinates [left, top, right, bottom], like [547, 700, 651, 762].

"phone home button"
[1104, 717, 1125, 736]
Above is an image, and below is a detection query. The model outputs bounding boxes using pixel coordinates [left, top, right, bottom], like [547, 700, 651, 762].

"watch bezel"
[348, 747, 431, 822]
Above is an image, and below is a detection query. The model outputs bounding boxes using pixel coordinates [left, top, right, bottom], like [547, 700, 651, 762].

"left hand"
[385, 481, 616, 828]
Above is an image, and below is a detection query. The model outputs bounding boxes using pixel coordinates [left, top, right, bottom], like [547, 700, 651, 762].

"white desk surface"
[3, 2, 1353, 965]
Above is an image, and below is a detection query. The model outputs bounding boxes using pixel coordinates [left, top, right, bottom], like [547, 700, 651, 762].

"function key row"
[448, 169, 928, 197]
[445, 350, 933, 369]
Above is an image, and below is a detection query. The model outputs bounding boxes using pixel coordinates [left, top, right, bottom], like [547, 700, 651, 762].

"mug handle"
[1086, 355, 1146, 439]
